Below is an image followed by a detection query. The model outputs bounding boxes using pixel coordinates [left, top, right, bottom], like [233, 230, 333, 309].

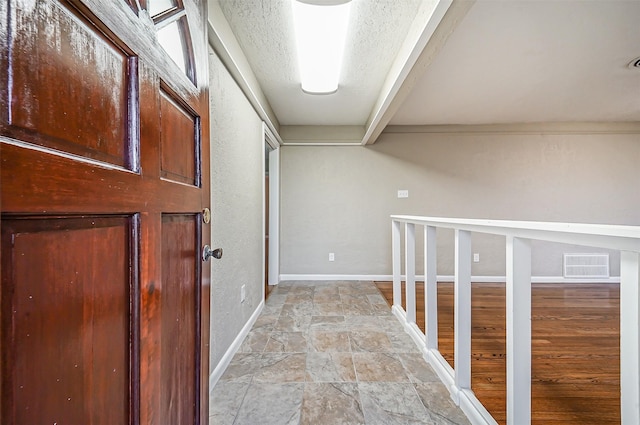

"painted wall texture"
[208, 48, 264, 368]
[280, 129, 640, 277]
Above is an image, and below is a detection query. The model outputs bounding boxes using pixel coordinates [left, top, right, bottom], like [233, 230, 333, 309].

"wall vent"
[563, 253, 609, 278]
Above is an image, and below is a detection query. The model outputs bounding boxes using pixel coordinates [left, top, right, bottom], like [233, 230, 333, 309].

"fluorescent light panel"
[292, 0, 351, 94]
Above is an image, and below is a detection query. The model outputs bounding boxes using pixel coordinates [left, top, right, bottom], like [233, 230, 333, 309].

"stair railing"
[391, 215, 640, 425]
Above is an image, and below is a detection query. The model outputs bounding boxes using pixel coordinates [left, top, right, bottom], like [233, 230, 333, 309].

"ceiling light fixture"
[292, 0, 352, 94]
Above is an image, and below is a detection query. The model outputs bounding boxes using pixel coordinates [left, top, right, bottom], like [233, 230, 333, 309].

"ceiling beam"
[361, 0, 475, 146]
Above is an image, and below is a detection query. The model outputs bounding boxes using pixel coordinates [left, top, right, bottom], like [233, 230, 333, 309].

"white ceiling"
[216, 0, 640, 132]
[216, 0, 423, 126]
[391, 0, 640, 126]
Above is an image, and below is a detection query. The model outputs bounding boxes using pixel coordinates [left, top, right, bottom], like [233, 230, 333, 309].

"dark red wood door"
[0, 1, 210, 424]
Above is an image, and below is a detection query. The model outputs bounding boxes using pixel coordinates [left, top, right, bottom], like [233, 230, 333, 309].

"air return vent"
[563, 253, 609, 279]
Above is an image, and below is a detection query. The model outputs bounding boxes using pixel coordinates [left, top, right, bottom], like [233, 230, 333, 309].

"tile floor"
[209, 280, 471, 425]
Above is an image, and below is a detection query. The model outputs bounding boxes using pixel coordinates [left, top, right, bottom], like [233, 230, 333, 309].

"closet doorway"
[264, 124, 280, 300]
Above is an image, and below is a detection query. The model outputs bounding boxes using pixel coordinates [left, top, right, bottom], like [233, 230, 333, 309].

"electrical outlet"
[473, 253, 480, 263]
[241, 284, 246, 303]
[329, 252, 335, 262]
[397, 190, 409, 198]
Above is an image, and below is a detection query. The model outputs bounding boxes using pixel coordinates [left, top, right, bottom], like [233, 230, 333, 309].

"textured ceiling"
[217, 0, 422, 125]
[390, 0, 640, 125]
[216, 0, 640, 130]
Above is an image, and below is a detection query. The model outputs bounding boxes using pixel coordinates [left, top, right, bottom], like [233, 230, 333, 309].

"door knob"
[202, 245, 223, 261]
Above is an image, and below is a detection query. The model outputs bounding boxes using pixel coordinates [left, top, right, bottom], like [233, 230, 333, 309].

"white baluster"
[425, 225, 438, 350]
[405, 223, 416, 324]
[392, 220, 402, 308]
[454, 229, 472, 390]
[620, 250, 640, 424]
[506, 236, 532, 424]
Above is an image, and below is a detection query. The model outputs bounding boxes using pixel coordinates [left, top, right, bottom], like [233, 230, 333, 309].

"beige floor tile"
[253, 353, 307, 383]
[209, 381, 249, 425]
[349, 330, 394, 352]
[414, 382, 472, 425]
[305, 352, 356, 382]
[264, 331, 309, 353]
[397, 353, 440, 383]
[308, 330, 351, 352]
[352, 352, 410, 382]
[234, 382, 303, 425]
[312, 301, 345, 315]
[211, 281, 471, 425]
[359, 382, 430, 425]
[310, 315, 346, 330]
[301, 383, 364, 425]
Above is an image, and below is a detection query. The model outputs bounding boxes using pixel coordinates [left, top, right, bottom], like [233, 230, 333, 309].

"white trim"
[209, 300, 264, 389]
[280, 142, 362, 146]
[454, 230, 472, 391]
[530, 276, 620, 284]
[392, 220, 403, 307]
[391, 215, 640, 252]
[424, 225, 438, 350]
[279, 125, 364, 146]
[280, 274, 393, 281]
[262, 131, 267, 301]
[264, 123, 279, 150]
[394, 303, 496, 425]
[266, 124, 280, 286]
[459, 389, 499, 425]
[383, 121, 640, 135]
[620, 251, 640, 423]
[405, 223, 417, 323]
[506, 237, 532, 423]
[278, 273, 621, 284]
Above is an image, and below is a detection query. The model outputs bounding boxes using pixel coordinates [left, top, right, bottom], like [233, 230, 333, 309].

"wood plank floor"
[374, 281, 620, 425]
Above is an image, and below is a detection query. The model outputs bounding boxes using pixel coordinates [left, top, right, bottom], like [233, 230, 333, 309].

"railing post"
[506, 236, 532, 425]
[620, 251, 640, 424]
[424, 225, 438, 350]
[392, 220, 402, 308]
[454, 229, 472, 390]
[405, 223, 416, 324]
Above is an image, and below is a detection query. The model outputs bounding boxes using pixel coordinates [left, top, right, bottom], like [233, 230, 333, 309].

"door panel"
[1, 0, 211, 423]
[1, 216, 135, 425]
[160, 214, 200, 424]
[160, 88, 199, 186]
[5, 0, 135, 169]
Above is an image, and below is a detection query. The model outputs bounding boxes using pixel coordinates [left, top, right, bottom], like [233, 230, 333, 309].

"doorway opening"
[263, 123, 280, 300]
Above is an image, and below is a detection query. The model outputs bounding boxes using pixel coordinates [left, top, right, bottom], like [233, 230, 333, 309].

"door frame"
[263, 122, 280, 298]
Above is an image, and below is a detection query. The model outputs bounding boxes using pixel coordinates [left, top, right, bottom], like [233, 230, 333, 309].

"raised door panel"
[160, 88, 199, 186]
[1, 216, 137, 425]
[3, 0, 136, 170]
[160, 214, 200, 425]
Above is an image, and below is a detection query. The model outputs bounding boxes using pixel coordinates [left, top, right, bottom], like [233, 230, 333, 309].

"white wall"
[280, 127, 640, 278]
[209, 47, 264, 368]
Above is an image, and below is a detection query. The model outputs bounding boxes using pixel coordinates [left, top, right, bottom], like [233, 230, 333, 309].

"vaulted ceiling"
[211, 0, 640, 143]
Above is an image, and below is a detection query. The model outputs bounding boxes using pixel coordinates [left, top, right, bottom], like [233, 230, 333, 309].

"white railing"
[390, 215, 640, 425]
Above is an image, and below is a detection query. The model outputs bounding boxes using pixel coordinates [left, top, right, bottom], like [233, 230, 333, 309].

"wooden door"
[0, 0, 210, 424]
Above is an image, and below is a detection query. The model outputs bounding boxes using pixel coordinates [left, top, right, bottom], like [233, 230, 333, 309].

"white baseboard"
[279, 274, 620, 284]
[280, 274, 393, 281]
[209, 300, 264, 390]
[393, 303, 497, 425]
